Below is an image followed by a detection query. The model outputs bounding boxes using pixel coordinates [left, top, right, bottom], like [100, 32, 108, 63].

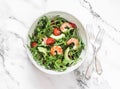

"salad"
[28, 15, 85, 71]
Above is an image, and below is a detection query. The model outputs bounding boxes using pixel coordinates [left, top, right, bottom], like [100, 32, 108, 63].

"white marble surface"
[0, 0, 120, 89]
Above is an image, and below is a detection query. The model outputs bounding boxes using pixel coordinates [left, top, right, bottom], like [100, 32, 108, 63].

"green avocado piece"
[38, 47, 47, 55]
[63, 47, 73, 65]
[50, 34, 65, 40]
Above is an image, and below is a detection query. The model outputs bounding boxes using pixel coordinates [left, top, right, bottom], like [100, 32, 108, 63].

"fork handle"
[95, 56, 103, 75]
[85, 61, 94, 79]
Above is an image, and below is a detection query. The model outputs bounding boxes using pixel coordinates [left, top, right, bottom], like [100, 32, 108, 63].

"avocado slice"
[50, 34, 65, 40]
[63, 47, 73, 65]
[38, 47, 47, 55]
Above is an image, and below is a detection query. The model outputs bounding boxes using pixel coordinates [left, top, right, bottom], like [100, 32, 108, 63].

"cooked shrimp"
[60, 22, 71, 32]
[50, 46, 63, 56]
[67, 38, 79, 50]
[42, 37, 47, 45]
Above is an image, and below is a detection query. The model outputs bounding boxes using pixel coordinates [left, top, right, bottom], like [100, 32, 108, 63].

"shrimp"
[50, 46, 63, 56]
[60, 22, 72, 32]
[67, 38, 79, 50]
[42, 37, 47, 45]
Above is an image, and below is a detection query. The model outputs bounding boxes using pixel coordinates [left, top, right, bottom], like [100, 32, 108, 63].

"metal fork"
[85, 25, 105, 79]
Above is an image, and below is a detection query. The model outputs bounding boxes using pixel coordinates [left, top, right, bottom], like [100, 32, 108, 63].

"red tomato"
[46, 38, 55, 45]
[53, 28, 61, 36]
[69, 22, 77, 28]
[31, 42, 37, 48]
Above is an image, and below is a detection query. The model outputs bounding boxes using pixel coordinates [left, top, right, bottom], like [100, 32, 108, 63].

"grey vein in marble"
[0, 32, 20, 88]
[78, 0, 120, 45]
[79, 0, 119, 32]
[0, 30, 32, 89]
[9, 16, 28, 28]
[8, 31, 31, 67]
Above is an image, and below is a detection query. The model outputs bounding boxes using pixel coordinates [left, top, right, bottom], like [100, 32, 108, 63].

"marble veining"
[9, 16, 28, 29]
[0, 32, 20, 89]
[78, 0, 120, 45]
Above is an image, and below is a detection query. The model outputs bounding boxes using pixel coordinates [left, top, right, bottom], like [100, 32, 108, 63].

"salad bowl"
[26, 11, 88, 75]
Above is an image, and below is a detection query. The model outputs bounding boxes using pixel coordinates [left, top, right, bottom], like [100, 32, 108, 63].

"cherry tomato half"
[46, 38, 55, 45]
[31, 42, 37, 48]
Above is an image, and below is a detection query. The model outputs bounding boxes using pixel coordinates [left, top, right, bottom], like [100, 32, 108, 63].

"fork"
[85, 25, 105, 79]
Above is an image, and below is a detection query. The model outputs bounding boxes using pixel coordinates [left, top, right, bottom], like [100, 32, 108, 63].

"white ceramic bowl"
[26, 11, 88, 75]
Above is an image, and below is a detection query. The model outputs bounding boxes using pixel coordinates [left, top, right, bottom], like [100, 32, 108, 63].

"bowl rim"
[26, 11, 89, 75]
